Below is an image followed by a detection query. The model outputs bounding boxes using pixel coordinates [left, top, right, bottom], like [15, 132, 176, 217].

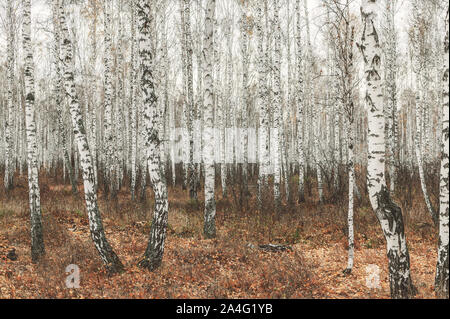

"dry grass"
[0, 169, 441, 298]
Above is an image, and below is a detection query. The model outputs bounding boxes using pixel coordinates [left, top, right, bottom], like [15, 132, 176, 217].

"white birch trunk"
[58, 0, 123, 273]
[184, 0, 197, 200]
[256, 4, 269, 208]
[52, 0, 77, 195]
[295, 0, 305, 203]
[273, 0, 282, 210]
[345, 124, 355, 273]
[240, 1, 249, 197]
[4, 0, 15, 191]
[435, 13, 449, 298]
[103, 0, 115, 197]
[137, 0, 169, 271]
[130, 0, 138, 200]
[384, 0, 398, 193]
[360, 0, 415, 299]
[203, 0, 216, 239]
[414, 84, 438, 226]
[23, 0, 45, 263]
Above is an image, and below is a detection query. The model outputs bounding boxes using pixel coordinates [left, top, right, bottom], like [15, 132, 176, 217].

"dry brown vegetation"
[0, 167, 441, 299]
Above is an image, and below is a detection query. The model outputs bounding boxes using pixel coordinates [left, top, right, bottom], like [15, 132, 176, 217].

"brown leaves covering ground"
[0, 173, 441, 299]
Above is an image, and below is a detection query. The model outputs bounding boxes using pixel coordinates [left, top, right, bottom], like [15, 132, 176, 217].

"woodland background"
[0, 0, 448, 299]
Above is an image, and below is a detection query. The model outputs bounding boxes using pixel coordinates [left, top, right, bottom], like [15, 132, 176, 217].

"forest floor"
[0, 172, 441, 299]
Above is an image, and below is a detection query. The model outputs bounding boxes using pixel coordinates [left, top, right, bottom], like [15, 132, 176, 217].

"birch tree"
[57, 0, 124, 273]
[23, 0, 45, 263]
[203, 0, 216, 239]
[4, 0, 15, 191]
[130, 0, 138, 200]
[87, 0, 100, 191]
[384, 0, 399, 193]
[52, 0, 77, 195]
[183, 0, 198, 201]
[410, 0, 439, 227]
[239, 0, 249, 198]
[326, 0, 357, 273]
[295, 0, 305, 203]
[359, 0, 415, 298]
[435, 7, 449, 299]
[256, 2, 269, 208]
[102, 0, 116, 197]
[273, 0, 282, 210]
[136, 0, 169, 271]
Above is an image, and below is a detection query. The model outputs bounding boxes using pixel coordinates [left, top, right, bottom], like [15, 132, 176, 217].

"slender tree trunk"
[273, 0, 282, 211]
[314, 109, 324, 204]
[4, 0, 15, 191]
[137, 0, 169, 271]
[414, 81, 439, 226]
[295, 0, 305, 203]
[89, 6, 99, 191]
[240, 2, 249, 199]
[58, 0, 123, 273]
[435, 15, 449, 298]
[23, 0, 45, 263]
[203, 0, 216, 239]
[183, 0, 197, 201]
[52, 0, 77, 195]
[213, 15, 226, 198]
[103, 0, 115, 198]
[344, 123, 355, 274]
[179, 0, 188, 191]
[359, 0, 415, 299]
[257, 3, 269, 209]
[384, 0, 398, 193]
[304, 0, 313, 175]
[130, 0, 138, 201]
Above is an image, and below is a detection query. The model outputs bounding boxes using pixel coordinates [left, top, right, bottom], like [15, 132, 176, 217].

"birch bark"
[273, 0, 282, 210]
[203, 0, 216, 239]
[130, 0, 138, 200]
[137, 0, 169, 270]
[295, 0, 305, 203]
[103, 0, 115, 197]
[257, 3, 269, 208]
[240, 1, 249, 198]
[52, 0, 77, 195]
[58, 0, 123, 273]
[435, 10, 449, 298]
[360, 0, 415, 298]
[4, 0, 15, 191]
[23, 0, 45, 263]
[184, 0, 197, 200]
[384, 0, 398, 193]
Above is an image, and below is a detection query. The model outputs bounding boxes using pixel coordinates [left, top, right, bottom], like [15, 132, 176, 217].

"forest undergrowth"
[0, 168, 440, 298]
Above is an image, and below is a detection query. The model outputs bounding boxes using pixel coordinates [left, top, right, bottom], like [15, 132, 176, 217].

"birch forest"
[0, 0, 448, 300]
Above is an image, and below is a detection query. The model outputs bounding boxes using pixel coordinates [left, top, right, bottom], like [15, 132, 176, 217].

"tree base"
[203, 231, 216, 239]
[343, 267, 352, 275]
[31, 248, 45, 264]
[105, 261, 125, 275]
[138, 256, 160, 271]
